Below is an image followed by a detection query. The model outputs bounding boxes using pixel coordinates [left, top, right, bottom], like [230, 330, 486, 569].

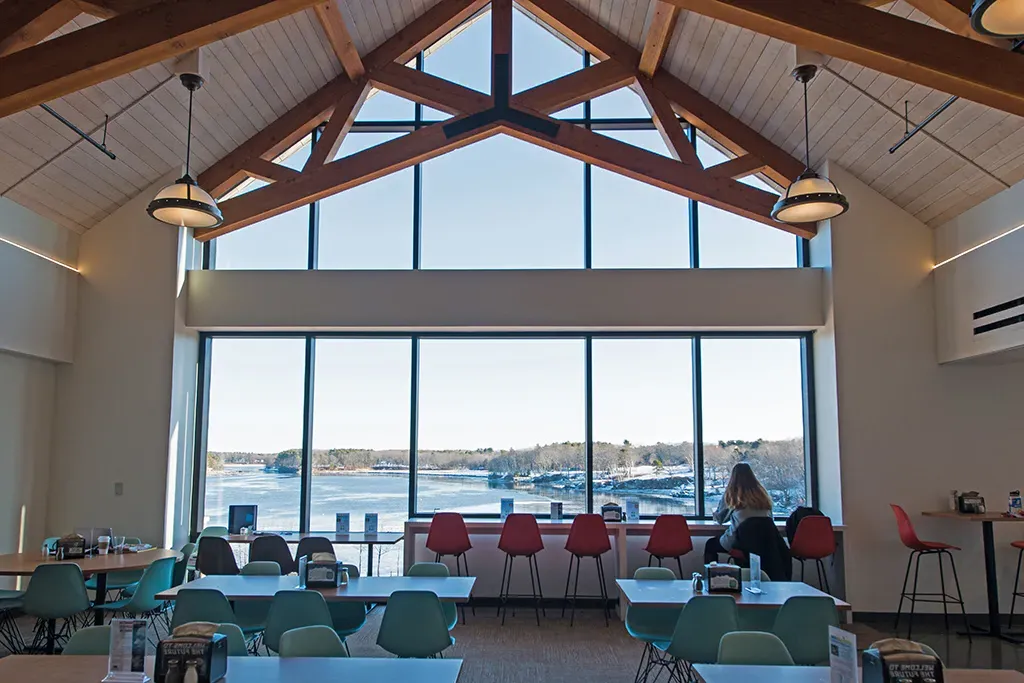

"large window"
[196, 333, 812, 530]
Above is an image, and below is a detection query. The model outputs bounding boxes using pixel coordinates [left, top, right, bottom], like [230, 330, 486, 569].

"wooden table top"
[615, 579, 851, 610]
[922, 510, 1024, 522]
[0, 656, 464, 683]
[0, 548, 181, 576]
[694, 664, 1023, 683]
[155, 574, 477, 602]
[226, 532, 404, 545]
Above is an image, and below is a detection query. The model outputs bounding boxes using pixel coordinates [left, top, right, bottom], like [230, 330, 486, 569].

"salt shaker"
[691, 572, 704, 592]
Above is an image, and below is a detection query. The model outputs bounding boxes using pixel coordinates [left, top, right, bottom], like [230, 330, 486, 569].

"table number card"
[335, 513, 350, 534]
[104, 618, 149, 683]
[500, 498, 514, 521]
[829, 626, 858, 683]
[364, 513, 378, 534]
[550, 502, 563, 521]
[624, 499, 640, 523]
[745, 553, 763, 594]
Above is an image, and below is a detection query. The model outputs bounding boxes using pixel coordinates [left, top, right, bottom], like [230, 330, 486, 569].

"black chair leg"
[498, 553, 510, 619]
[907, 551, 923, 639]
[46, 619, 56, 655]
[937, 550, 950, 632]
[647, 554, 653, 567]
[533, 554, 546, 618]
[527, 554, 541, 626]
[501, 556, 515, 626]
[596, 554, 610, 627]
[460, 553, 475, 617]
[1011, 549, 1024, 629]
[945, 550, 971, 643]
[561, 554, 574, 619]
[570, 555, 582, 627]
[676, 556, 683, 580]
[817, 559, 831, 595]
[894, 551, 915, 633]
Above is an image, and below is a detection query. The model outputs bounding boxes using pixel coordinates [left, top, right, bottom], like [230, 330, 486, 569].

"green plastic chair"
[279, 625, 349, 658]
[233, 561, 281, 637]
[97, 556, 175, 619]
[263, 590, 334, 654]
[323, 563, 366, 653]
[377, 590, 455, 658]
[718, 631, 794, 665]
[199, 526, 229, 538]
[85, 539, 146, 596]
[737, 569, 775, 631]
[62, 625, 111, 655]
[652, 595, 738, 681]
[169, 589, 239, 632]
[407, 562, 456, 631]
[215, 623, 249, 657]
[23, 563, 92, 654]
[172, 542, 196, 587]
[0, 589, 25, 653]
[627, 567, 682, 683]
[772, 596, 840, 666]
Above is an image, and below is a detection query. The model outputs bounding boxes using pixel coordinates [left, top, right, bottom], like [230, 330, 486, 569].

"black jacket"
[733, 517, 793, 581]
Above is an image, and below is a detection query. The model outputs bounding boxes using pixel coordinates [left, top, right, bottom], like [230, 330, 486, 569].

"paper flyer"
[335, 512, 350, 534]
[500, 498, 514, 521]
[625, 499, 640, 523]
[364, 513, 378, 534]
[104, 619, 148, 682]
[829, 626, 858, 683]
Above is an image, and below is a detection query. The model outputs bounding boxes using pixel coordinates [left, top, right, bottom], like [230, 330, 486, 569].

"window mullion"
[693, 336, 706, 518]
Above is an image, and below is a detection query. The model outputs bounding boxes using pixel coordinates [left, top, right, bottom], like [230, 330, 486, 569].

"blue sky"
[203, 9, 806, 455]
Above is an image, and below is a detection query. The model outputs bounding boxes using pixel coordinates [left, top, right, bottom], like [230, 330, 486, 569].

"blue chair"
[0, 589, 25, 653]
[738, 568, 775, 631]
[772, 596, 840, 665]
[96, 556, 175, 622]
[407, 563, 457, 631]
[169, 589, 238, 631]
[233, 561, 281, 641]
[377, 590, 454, 658]
[718, 631, 794, 665]
[62, 625, 111, 655]
[646, 595, 738, 683]
[22, 564, 91, 654]
[215, 623, 249, 657]
[263, 590, 334, 654]
[279, 625, 349, 658]
[325, 564, 366, 654]
[626, 567, 681, 683]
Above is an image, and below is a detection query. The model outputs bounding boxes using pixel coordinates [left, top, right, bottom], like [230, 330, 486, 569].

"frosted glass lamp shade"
[771, 171, 849, 224]
[971, 0, 1024, 36]
[147, 175, 222, 228]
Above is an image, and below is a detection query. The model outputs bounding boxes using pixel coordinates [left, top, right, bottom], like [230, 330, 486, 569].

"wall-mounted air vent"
[973, 295, 1024, 335]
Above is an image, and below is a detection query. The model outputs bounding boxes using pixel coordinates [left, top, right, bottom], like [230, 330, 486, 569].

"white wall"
[186, 267, 825, 331]
[814, 164, 1024, 614]
[49, 177, 199, 546]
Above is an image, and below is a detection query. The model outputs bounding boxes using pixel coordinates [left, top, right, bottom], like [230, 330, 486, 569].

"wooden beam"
[303, 79, 370, 170]
[363, 0, 489, 72]
[196, 113, 500, 241]
[0, 0, 325, 117]
[370, 63, 491, 114]
[242, 158, 302, 184]
[662, 0, 1024, 118]
[517, 0, 641, 65]
[502, 108, 815, 237]
[75, 0, 157, 18]
[651, 71, 804, 185]
[639, 2, 679, 77]
[492, 0, 513, 100]
[900, 0, 1007, 47]
[313, 1, 365, 79]
[511, 60, 634, 114]
[0, 0, 80, 57]
[198, 76, 360, 198]
[707, 154, 768, 179]
[636, 77, 701, 167]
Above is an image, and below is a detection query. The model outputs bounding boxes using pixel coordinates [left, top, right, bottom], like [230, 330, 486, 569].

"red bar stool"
[790, 515, 836, 594]
[497, 514, 545, 626]
[890, 504, 970, 641]
[1008, 540, 1024, 627]
[562, 514, 612, 627]
[644, 515, 694, 578]
[426, 512, 474, 620]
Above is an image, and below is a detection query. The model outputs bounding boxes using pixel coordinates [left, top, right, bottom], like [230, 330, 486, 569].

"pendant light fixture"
[970, 0, 1024, 37]
[147, 72, 222, 229]
[771, 64, 849, 224]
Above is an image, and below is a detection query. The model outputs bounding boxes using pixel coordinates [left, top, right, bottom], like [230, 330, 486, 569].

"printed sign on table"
[829, 626, 859, 683]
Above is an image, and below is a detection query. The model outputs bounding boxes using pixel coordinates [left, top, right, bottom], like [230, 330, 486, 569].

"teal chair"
[324, 563, 366, 654]
[0, 589, 25, 653]
[23, 563, 91, 654]
[772, 596, 840, 666]
[172, 543, 196, 588]
[85, 539, 146, 598]
[169, 589, 238, 632]
[279, 625, 349, 658]
[738, 569, 775, 632]
[199, 526, 229, 538]
[407, 563, 456, 631]
[649, 595, 738, 683]
[263, 590, 334, 654]
[626, 567, 681, 683]
[62, 625, 111, 655]
[377, 590, 454, 658]
[718, 631, 794, 665]
[96, 556, 175, 623]
[215, 623, 249, 657]
[233, 561, 281, 641]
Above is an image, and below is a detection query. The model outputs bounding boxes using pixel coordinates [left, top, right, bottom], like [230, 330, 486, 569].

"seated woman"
[704, 463, 773, 565]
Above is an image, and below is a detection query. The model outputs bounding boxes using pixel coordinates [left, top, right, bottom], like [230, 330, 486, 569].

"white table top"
[0, 656, 463, 683]
[694, 665, 1023, 683]
[615, 579, 851, 610]
[156, 574, 476, 602]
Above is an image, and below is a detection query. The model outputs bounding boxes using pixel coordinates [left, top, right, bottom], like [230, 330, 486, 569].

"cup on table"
[113, 536, 125, 553]
[97, 536, 110, 555]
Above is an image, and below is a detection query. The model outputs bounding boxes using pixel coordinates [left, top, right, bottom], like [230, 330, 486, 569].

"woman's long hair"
[723, 463, 773, 511]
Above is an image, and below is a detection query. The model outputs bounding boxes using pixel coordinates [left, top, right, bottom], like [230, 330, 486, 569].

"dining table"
[615, 579, 851, 611]
[156, 574, 476, 602]
[693, 664, 1023, 683]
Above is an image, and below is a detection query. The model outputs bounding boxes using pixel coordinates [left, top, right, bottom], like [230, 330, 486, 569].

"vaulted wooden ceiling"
[0, 0, 1022, 235]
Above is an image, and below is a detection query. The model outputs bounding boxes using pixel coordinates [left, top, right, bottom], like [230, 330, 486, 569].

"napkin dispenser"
[56, 534, 86, 560]
[155, 625, 227, 683]
[601, 502, 623, 522]
[704, 563, 742, 593]
[304, 552, 344, 588]
[862, 638, 944, 683]
[957, 491, 986, 514]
